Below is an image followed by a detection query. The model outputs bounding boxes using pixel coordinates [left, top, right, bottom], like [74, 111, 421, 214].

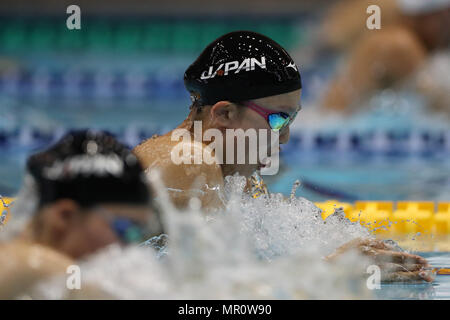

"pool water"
[272, 151, 450, 202]
[0, 98, 186, 195]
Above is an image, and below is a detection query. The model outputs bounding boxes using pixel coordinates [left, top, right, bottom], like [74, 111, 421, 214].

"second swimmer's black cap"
[27, 129, 151, 208]
[184, 30, 302, 106]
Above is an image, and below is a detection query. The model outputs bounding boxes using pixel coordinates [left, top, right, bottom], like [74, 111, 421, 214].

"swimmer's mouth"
[257, 146, 281, 169]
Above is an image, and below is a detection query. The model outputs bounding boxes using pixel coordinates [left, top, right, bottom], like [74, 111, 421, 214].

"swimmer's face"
[35, 200, 157, 259]
[209, 89, 301, 176]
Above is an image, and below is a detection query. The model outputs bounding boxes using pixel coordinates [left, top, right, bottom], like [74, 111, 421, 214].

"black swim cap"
[27, 130, 151, 208]
[184, 30, 302, 106]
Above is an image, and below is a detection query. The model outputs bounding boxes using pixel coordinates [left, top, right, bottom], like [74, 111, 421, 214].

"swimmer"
[322, 0, 450, 114]
[0, 130, 163, 299]
[134, 31, 433, 283]
[320, 0, 400, 52]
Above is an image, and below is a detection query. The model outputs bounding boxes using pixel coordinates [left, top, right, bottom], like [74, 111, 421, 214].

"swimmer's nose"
[279, 126, 290, 144]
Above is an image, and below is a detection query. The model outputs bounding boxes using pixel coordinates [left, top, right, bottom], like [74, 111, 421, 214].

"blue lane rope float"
[0, 67, 186, 100]
[300, 179, 359, 202]
[0, 127, 449, 154]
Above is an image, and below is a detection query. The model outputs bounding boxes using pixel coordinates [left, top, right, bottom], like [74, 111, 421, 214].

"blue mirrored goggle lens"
[268, 113, 290, 132]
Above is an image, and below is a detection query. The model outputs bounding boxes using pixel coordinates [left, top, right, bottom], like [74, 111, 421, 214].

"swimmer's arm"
[0, 243, 72, 299]
[322, 27, 426, 112]
[325, 238, 434, 282]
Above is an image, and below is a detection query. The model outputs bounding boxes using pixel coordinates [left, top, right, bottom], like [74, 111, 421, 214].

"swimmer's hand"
[325, 238, 434, 283]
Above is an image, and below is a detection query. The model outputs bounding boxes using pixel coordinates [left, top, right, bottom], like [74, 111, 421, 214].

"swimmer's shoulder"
[136, 137, 224, 210]
[133, 132, 174, 169]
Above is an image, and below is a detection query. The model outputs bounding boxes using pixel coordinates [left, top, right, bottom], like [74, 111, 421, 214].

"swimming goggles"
[244, 101, 301, 132]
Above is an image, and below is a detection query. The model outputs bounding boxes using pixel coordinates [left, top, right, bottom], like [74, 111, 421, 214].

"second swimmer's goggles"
[244, 101, 301, 132]
[95, 207, 158, 244]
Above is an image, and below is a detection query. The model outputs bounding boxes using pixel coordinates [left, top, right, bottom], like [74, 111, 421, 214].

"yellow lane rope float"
[0, 196, 14, 226]
[315, 200, 450, 234]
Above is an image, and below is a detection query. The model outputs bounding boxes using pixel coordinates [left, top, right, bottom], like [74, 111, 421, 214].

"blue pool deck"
[377, 252, 450, 300]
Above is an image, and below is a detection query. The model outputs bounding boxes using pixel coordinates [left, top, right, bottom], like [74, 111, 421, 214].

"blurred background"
[0, 0, 449, 201]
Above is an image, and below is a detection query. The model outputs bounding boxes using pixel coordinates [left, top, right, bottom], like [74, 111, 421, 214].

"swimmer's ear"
[210, 101, 239, 128]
